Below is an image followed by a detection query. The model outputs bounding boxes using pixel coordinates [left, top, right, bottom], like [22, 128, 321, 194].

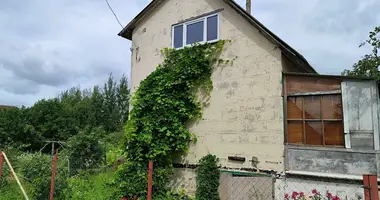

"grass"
[64, 171, 115, 200]
[0, 179, 31, 200]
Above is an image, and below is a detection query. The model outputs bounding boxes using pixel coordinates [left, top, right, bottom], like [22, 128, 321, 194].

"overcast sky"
[0, 0, 379, 107]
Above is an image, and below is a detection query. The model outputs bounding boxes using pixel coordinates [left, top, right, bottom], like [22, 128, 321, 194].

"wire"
[104, 0, 124, 28]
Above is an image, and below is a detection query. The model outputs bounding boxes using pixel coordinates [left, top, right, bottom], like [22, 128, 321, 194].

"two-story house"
[119, 0, 378, 199]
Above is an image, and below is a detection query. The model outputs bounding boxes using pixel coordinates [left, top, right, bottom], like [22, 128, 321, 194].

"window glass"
[207, 15, 218, 41]
[304, 96, 321, 119]
[173, 25, 183, 48]
[324, 121, 344, 145]
[186, 21, 204, 45]
[305, 121, 323, 145]
[322, 95, 343, 119]
[287, 121, 303, 144]
[287, 97, 303, 119]
[286, 94, 344, 147]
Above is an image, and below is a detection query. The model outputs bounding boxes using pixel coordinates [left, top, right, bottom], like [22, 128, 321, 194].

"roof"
[283, 72, 375, 81]
[118, 0, 317, 74]
[0, 105, 17, 109]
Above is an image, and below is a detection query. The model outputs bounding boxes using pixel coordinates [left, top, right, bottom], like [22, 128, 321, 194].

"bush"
[66, 127, 105, 175]
[0, 145, 24, 187]
[196, 154, 220, 200]
[63, 172, 114, 200]
[17, 153, 67, 200]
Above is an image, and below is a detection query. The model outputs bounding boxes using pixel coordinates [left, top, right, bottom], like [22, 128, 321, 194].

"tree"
[117, 74, 130, 125]
[103, 73, 120, 132]
[342, 26, 380, 79]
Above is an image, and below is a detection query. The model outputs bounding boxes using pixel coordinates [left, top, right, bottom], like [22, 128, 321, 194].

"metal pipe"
[246, 0, 251, 14]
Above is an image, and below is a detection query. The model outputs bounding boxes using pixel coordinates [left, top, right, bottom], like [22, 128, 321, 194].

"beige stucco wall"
[130, 0, 285, 171]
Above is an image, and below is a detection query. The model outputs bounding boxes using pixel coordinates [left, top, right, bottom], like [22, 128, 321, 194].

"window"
[172, 13, 220, 48]
[286, 94, 344, 146]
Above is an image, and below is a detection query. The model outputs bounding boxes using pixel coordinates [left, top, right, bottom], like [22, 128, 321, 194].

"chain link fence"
[217, 170, 367, 200]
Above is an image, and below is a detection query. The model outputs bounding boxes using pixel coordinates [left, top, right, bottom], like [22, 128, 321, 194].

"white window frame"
[172, 13, 220, 49]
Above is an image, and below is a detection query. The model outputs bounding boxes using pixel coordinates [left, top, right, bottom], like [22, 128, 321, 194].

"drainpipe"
[246, 0, 251, 15]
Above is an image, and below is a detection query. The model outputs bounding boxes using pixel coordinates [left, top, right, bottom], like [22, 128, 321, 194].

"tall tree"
[342, 26, 380, 79]
[117, 74, 130, 125]
[103, 73, 120, 132]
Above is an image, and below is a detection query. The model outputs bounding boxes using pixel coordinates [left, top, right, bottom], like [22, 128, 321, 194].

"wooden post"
[2, 152, 29, 199]
[0, 152, 3, 183]
[363, 174, 379, 200]
[50, 149, 58, 200]
[147, 161, 153, 200]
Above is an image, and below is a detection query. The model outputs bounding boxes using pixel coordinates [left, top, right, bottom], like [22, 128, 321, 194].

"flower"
[327, 192, 333, 198]
[292, 191, 299, 199]
[284, 193, 289, 199]
[312, 189, 318, 194]
[299, 192, 304, 197]
[332, 196, 341, 200]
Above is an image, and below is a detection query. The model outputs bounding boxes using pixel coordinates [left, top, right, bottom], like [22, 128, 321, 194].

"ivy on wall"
[112, 41, 231, 198]
[196, 154, 220, 200]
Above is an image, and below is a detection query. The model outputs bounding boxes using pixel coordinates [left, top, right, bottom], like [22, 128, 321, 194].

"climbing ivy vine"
[112, 41, 231, 199]
[196, 154, 220, 200]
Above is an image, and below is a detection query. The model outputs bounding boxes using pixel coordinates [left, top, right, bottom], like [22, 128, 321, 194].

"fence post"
[50, 149, 58, 200]
[363, 174, 379, 200]
[0, 152, 3, 183]
[147, 161, 153, 200]
[114, 151, 117, 171]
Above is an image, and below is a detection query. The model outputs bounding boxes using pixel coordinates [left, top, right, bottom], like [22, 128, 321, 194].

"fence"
[2, 151, 380, 200]
[218, 170, 379, 200]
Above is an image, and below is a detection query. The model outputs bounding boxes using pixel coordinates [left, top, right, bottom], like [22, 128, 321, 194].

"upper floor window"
[172, 13, 220, 49]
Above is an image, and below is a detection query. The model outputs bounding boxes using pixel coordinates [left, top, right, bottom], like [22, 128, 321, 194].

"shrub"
[196, 154, 220, 200]
[17, 153, 67, 200]
[63, 172, 114, 200]
[66, 127, 105, 175]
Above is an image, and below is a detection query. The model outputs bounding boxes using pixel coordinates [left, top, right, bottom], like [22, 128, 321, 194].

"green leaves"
[0, 74, 130, 152]
[196, 154, 220, 200]
[114, 41, 229, 198]
[342, 26, 380, 79]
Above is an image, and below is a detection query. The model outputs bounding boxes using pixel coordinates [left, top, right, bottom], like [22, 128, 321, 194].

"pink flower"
[291, 192, 299, 199]
[284, 193, 289, 199]
[299, 192, 304, 197]
[312, 189, 318, 194]
[327, 192, 333, 198]
[332, 196, 341, 200]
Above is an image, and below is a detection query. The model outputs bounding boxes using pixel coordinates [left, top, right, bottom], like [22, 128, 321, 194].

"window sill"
[285, 144, 379, 154]
[175, 39, 220, 50]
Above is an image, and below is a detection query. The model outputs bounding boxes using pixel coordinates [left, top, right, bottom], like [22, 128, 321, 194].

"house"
[119, 0, 375, 199]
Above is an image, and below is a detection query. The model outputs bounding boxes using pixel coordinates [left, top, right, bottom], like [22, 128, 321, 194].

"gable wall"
[130, 0, 284, 171]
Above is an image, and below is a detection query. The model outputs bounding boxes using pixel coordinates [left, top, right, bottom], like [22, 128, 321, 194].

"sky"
[0, 0, 379, 107]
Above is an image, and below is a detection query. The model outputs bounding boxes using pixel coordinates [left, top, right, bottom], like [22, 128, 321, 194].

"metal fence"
[218, 170, 377, 200]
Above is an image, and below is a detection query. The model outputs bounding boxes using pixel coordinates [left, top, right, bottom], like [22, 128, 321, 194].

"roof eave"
[118, 0, 317, 74]
[118, 0, 165, 40]
[224, 0, 317, 74]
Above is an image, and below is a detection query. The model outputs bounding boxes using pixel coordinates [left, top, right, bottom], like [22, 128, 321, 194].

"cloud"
[0, 0, 145, 106]
[0, 0, 379, 106]
[242, 0, 380, 74]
